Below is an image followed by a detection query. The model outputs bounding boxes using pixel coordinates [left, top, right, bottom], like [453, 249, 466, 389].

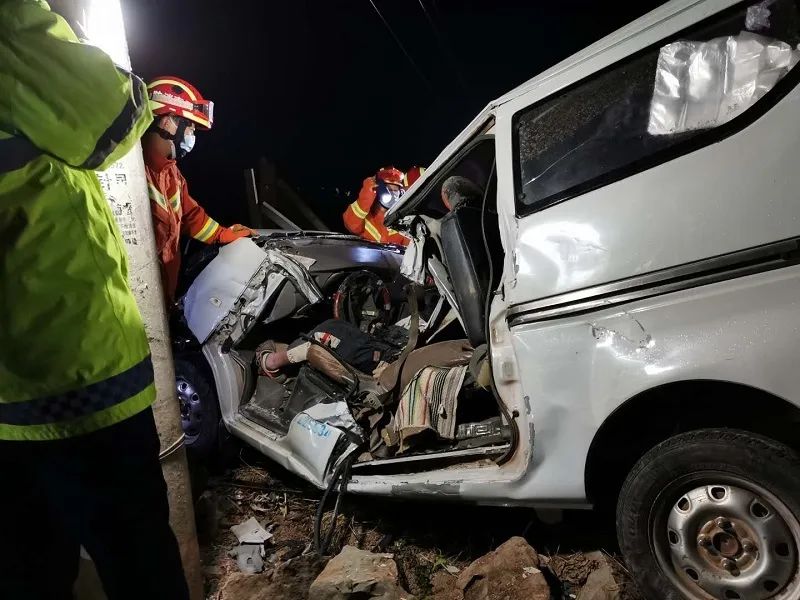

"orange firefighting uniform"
[343, 177, 409, 246]
[143, 139, 248, 301]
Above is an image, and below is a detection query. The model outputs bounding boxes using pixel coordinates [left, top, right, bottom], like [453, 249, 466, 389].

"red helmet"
[404, 166, 426, 188]
[147, 76, 214, 130]
[376, 166, 405, 188]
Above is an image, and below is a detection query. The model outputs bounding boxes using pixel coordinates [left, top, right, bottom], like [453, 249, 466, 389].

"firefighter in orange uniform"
[404, 165, 426, 189]
[343, 166, 409, 246]
[143, 75, 254, 302]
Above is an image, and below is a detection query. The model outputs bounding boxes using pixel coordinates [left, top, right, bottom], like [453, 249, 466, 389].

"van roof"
[387, 0, 738, 221]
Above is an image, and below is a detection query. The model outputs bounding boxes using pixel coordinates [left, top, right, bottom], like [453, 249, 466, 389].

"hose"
[480, 158, 520, 466]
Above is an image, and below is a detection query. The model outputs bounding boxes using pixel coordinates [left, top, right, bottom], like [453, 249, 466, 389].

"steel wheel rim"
[176, 376, 202, 444]
[651, 472, 800, 600]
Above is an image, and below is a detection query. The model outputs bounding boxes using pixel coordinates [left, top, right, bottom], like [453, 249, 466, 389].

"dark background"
[123, 0, 663, 230]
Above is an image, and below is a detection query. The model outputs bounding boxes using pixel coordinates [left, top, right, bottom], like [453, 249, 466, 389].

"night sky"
[123, 0, 663, 230]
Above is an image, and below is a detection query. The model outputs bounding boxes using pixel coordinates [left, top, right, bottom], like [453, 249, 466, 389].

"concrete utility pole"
[52, 1, 203, 598]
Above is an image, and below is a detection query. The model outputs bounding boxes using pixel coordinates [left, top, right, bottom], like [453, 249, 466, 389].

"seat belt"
[377, 284, 419, 398]
[0, 136, 42, 174]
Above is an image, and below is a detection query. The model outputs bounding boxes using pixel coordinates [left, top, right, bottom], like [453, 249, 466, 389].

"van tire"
[617, 429, 800, 600]
[175, 357, 219, 460]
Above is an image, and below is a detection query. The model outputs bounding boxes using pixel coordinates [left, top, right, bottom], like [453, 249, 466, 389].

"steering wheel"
[332, 271, 392, 333]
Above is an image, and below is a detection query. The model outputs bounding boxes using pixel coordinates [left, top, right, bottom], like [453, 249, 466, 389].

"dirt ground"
[195, 448, 643, 600]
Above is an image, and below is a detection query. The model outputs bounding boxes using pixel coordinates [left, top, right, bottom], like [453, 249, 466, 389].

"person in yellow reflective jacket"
[0, 2, 188, 598]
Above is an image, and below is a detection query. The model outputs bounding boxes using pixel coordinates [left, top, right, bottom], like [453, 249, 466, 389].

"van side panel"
[506, 85, 800, 307]
[502, 267, 800, 503]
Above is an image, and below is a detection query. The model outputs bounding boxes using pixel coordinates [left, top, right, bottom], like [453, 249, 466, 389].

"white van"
[182, 1, 800, 597]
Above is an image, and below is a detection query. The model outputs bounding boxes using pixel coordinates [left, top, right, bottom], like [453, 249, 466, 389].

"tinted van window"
[514, 0, 800, 217]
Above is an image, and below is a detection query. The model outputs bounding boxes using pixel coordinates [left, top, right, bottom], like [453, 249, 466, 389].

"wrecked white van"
[179, 1, 800, 597]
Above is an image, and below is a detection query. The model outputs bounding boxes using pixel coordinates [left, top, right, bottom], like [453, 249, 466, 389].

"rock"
[430, 570, 460, 600]
[273, 554, 329, 599]
[576, 552, 622, 600]
[547, 552, 597, 588]
[220, 554, 327, 599]
[219, 571, 273, 600]
[454, 537, 550, 600]
[309, 545, 415, 600]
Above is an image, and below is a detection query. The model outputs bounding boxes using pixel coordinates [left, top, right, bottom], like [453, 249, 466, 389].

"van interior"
[229, 136, 511, 474]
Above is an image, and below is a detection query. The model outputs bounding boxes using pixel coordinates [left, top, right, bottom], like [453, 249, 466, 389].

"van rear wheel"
[617, 429, 800, 600]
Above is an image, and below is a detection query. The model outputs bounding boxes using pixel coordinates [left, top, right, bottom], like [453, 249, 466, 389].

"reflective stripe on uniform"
[363, 220, 383, 242]
[0, 355, 153, 426]
[348, 201, 368, 219]
[168, 190, 181, 213]
[148, 183, 168, 211]
[0, 135, 42, 174]
[193, 217, 220, 242]
[80, 70, 147, 170]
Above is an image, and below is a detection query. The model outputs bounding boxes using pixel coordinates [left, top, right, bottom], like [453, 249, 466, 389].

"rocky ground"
[194, 450, 643, 600]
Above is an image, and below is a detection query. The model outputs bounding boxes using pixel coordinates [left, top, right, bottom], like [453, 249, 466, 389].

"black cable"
[479, 158, 520, 466]
[313, 449, 359, 555]
[416, 0, 469, 94]
[367, 0, 433, 90]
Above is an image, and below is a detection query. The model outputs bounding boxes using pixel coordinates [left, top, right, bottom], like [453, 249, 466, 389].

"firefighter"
[144, 76, 255, 303]
[0, 2, 188, 598]
[404, 165, 426, 189]
[343, 166, 410, 246]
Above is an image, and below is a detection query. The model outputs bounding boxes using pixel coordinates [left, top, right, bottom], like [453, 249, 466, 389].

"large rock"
[309, 546, 415, 600]
[576, 552, 622, 600]
[441, 537, 550, 600]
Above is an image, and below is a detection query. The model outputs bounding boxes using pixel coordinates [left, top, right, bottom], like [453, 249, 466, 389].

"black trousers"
[0, 408, 189, 600]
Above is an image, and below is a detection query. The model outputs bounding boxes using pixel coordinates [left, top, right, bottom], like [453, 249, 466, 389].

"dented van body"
[180, 2, 800, 597]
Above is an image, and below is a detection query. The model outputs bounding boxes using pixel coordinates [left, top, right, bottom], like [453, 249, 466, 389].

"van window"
[514, 0, 800, 217]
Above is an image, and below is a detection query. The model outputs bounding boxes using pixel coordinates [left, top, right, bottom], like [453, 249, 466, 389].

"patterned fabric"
[395, 364, 468, 453]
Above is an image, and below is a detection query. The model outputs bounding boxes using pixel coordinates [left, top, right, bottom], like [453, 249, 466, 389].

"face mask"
[178, 131, 195, 158]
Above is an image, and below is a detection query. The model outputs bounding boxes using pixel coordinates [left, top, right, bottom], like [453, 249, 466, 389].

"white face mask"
[179, 131, 196, 157]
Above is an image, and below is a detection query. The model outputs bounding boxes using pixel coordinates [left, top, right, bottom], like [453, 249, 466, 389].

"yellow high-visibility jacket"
[0, 0, 156, 440]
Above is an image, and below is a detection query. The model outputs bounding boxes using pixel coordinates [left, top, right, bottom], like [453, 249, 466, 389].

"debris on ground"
[544, 551, 597, 589]
[228, 544, 264, 575]
[219, 554, 327, 600]
[308, 545, 415, 600]
[230, 517, 272, 545]
[198, 456, 644, 600]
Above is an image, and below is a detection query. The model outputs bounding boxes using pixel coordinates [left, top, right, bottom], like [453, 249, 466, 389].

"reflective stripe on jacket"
[342, 177, 410, 246]
[143, 138, 235, 302]
[0, 1, 156, 440]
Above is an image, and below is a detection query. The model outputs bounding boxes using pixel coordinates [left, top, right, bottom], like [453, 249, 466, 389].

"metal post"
[56, 1, 203, 598]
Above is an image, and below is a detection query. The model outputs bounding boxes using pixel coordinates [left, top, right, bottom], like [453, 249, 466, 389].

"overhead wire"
[416, 0, 469, 94]
[367, 0, 433, 90]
